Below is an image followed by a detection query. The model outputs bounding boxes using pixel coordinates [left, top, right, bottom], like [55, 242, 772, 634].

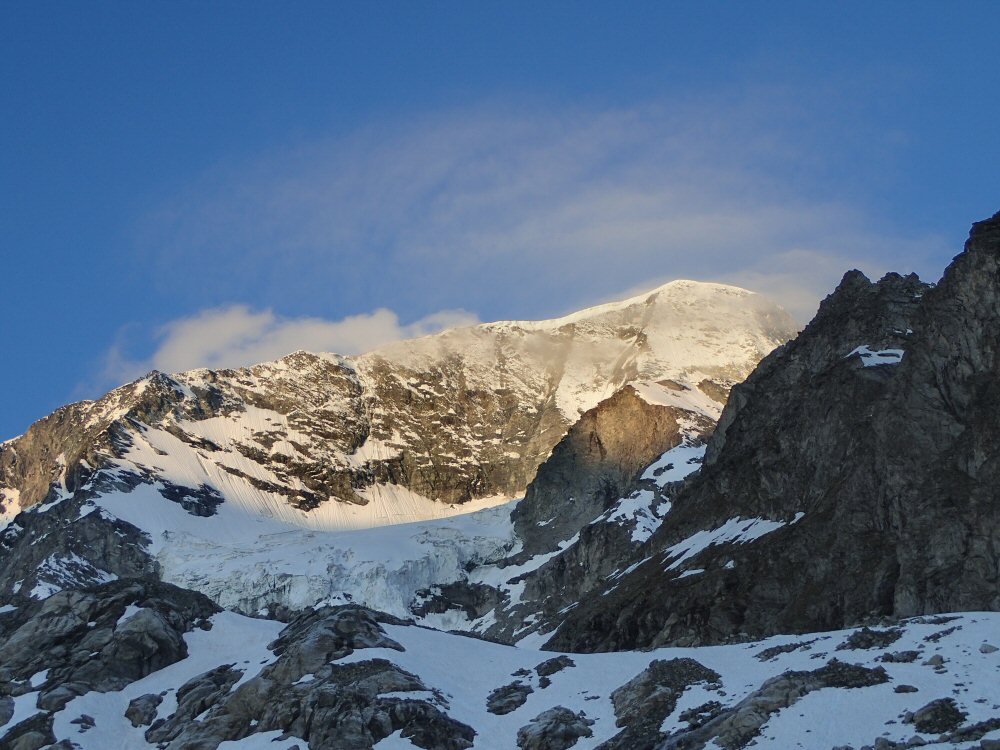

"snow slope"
[372, 279, 795, 420]
[7, 602, 1000, 750]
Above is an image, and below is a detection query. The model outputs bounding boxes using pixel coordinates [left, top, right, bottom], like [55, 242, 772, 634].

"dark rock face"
[483, 492, 659, 643]
[511, 385, 714, 558]
[0, 496, 156, 604]
[550, 210, 1000, 651]
[0, 580, 217, 688]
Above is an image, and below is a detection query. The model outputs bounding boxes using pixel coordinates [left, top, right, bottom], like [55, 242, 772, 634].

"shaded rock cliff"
[411, 380, 719, 645]
[511, 383, 717, 559]
[549, 210, 1000, 651]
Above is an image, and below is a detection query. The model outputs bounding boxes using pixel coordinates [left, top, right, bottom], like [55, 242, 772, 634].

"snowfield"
[6, 604, 1000, 749]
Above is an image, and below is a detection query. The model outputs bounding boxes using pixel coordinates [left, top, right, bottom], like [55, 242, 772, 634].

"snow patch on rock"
[848, 345, 904, 366]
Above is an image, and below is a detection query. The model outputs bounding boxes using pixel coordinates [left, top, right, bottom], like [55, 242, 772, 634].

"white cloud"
[93, 91, 951, 396]
[134, 94, 945, 328]
[104, 306, 480, 383]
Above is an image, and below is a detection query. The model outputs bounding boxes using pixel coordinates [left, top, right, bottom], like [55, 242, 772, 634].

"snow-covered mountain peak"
[364, 279, 795, 422]
[492, 279, 769, 330]
[0, 280, 796, 542]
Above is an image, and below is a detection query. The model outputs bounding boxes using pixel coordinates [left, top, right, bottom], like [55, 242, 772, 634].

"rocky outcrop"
[487, 682, 534, 715]
[598, 658, 721, 750]
[535, 655, 574, 678]
[904, 697, 967, 734]
[0, 580, 217, 692]
[657, 660, 888, 749]
[837, 627, 902, 651]
[1, 591, 477, 749]
[516, 706, 594, 750]
[0, 579, 218, 747]
[511, 384, 715, 558]
[0, 496, 156, 601]
[124, 693, 162, 727]
[264, 605, 407, 676]
[143, 605, 475, 750]
[410, 581, 503, 623]
[550, 209, 1000, 651]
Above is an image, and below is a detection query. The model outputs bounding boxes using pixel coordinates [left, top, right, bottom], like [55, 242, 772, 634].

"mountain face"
[414, 380, 721, 645]
[0, 281, 791, 615]
[8, 212, 1000, 750]
[0, 280, 794, 529]
[547, 210, 1000, 652]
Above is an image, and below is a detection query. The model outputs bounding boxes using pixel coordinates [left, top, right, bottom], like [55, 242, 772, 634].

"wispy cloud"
[113, 91, 946, 387]
[102, 306, 479, 384]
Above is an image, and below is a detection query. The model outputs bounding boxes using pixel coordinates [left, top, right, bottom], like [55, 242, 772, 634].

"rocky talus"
[0, 581, 477, 750]
[550, 209, 1000, 651]
[144, 607, 476, 750]
[0, 580, 219, 748]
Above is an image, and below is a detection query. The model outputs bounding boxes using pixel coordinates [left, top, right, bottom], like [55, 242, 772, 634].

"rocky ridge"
[547, 210, 1000, 652]
[0, 280, 794, 531]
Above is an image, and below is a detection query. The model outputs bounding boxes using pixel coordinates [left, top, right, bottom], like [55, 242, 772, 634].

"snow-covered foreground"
[356, 615, 1000, 750]
[8, 603, 1000, 750]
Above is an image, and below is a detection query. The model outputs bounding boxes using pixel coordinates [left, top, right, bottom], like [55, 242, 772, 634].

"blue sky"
[2, 1, 999, 440]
